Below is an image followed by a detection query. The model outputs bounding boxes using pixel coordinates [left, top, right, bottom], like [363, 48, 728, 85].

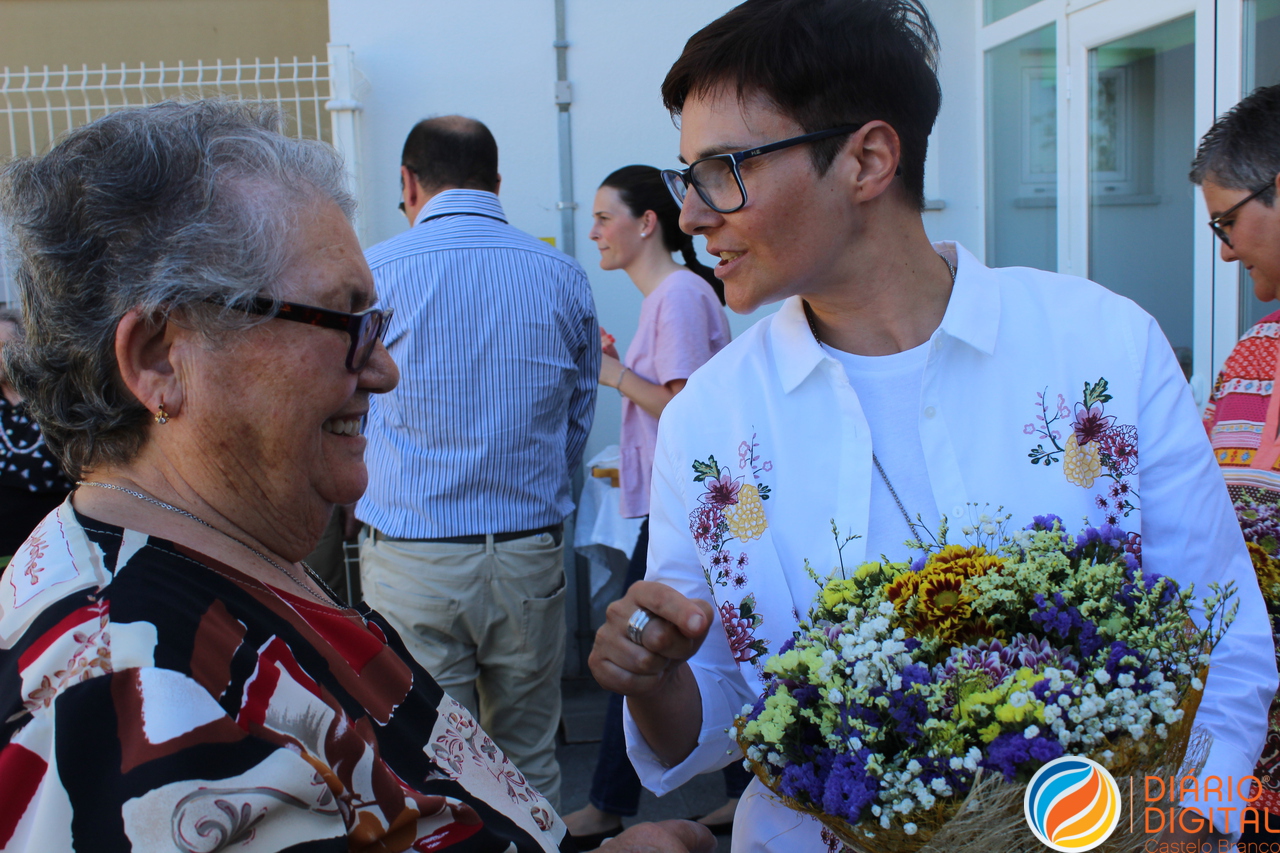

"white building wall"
[327, 0, 983, 466]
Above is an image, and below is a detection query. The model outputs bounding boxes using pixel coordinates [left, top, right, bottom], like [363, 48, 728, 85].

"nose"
[360, 340, 400, 394]
[677, 187, 724, 236]
[589, 222, 601, 242]
[1220, 239, 1238, 263]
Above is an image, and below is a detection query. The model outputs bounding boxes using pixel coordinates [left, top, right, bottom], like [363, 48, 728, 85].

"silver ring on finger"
[627, 606, 653, 646]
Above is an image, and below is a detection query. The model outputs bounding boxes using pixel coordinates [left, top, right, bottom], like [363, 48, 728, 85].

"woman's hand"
[600, 326, 620, 360]
[600, 353, 625, 389]
[589, 580, 714, 767]
[590, 580, 713, 695]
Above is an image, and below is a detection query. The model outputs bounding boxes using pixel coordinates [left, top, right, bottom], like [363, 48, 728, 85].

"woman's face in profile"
[1203, 177, 1280, 303]
[589, 186, 645, 273]
[172, 200, 398, 542]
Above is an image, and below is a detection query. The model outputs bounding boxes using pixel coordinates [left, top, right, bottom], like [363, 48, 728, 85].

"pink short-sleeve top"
[619, 269, 731, 517]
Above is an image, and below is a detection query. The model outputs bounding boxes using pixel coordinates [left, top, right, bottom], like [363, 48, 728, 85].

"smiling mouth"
[719, 251, 743, 262]
[323, 416, 363, 437]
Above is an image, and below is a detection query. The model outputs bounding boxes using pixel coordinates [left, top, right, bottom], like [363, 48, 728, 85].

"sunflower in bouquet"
[735, 513, 1236, 853]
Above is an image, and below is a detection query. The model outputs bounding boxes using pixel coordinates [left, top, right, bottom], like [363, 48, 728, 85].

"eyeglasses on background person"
[661, 124, 872, 214]
[207, 296, 394, 372]
[1209, 178, 1277, 248]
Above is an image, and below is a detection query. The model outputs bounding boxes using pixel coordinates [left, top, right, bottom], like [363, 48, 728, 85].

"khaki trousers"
[359, 528, 566, 809]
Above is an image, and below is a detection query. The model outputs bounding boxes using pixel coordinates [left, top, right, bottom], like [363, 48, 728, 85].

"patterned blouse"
[0, 503, 569, 852]
[1205, 309, 1280, 499]
[1204, 307, 1280, 815]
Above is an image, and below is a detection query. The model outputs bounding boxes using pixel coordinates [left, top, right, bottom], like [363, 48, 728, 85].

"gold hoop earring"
[154, 399, 170, 425]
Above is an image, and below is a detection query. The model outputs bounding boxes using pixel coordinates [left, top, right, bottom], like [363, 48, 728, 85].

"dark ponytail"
[600, 165, 725, 305]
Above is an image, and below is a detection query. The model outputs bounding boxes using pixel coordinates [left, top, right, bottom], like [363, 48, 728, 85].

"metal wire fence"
[0, 53, 360, 305]
[0, 56, 333, 159]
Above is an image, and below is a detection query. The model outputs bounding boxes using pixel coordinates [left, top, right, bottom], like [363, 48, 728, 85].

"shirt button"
[924, 406, 937, 419]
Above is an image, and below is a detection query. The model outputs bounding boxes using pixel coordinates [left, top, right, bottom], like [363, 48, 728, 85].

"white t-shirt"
[823, 340, 941, 562]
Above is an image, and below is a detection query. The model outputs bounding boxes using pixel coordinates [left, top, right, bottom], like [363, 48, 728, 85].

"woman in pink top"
[564, 166, 733, 847]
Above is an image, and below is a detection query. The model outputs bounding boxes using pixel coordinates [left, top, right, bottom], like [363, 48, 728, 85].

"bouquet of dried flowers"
[735, 512, 1235, 852]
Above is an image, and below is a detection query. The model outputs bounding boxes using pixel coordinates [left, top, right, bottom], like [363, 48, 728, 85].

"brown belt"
[372, 523, 563, 546]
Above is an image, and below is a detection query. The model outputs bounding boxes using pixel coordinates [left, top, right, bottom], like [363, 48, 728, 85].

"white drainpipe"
[553, 0, 577, 257]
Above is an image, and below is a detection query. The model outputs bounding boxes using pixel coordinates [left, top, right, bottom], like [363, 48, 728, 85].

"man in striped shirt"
[357, 116, 600, 809]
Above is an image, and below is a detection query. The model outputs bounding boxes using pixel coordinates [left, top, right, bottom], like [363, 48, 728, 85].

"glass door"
[985, 23, 1058, 271]
[1063, 0, 1205, 393]
[1086, 15, 1197, 378]
[1239, 0, 1280, 333]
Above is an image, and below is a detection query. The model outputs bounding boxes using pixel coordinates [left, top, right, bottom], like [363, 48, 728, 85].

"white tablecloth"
[575, 446, 643, 600]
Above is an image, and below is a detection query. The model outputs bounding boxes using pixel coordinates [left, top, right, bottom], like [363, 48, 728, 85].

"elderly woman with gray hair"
[0, 101, 711, 853]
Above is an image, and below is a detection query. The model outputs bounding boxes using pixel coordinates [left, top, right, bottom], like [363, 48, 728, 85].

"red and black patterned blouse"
[0, 503, 570, 852]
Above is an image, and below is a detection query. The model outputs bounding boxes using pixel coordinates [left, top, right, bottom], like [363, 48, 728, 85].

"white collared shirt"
[625, 242, 1276, 850]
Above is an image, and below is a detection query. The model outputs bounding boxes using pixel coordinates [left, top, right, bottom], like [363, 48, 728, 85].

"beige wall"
[0, 0, 328, 70]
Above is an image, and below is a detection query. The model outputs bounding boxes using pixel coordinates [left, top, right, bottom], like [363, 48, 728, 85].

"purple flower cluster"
[980, 731, 1065, 782]
[1101, 639, 1153, 689]
[1027, 514, 1065, 532]
[822, 751, 881, 821]
[1115, 565, 1178, 611]
[1030, 592, 1105, 658]
[770, 726, 881, 820]
[1069, 523, 1139, 571]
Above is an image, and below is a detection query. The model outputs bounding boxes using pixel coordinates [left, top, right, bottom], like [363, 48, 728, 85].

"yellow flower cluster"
[816, 562, 901, 621]
[955, 667, 1048, 743]
[882, 545, 1005, 644]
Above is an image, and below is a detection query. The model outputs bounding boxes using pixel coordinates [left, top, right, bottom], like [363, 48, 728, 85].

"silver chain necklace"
[77, 480, 340, 607]
[804, 252, 957, 541]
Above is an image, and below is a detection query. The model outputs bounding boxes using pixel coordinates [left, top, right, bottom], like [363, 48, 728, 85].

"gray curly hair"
[0, 99, 355, 479]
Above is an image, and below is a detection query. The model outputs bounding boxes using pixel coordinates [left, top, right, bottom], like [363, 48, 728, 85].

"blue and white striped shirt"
[357, 189, 600, 538]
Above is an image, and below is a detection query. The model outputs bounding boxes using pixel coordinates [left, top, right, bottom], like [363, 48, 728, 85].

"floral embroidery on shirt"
[1024, 378, 1140, 523]
[690, 433, 774, 668]
[719, 596, 767, 664]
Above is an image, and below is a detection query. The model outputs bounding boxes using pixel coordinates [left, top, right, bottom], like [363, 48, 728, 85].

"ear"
[115, 308, 182, 418]
[401, 165, 423, 210]
[641, 209, 659, 237]
[841, 121, 902, 204]
[493, 173, 502, 195]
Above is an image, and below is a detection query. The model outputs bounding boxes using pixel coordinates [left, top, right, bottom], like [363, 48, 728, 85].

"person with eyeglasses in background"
[1193, 82, 1280, 846]
[585, 1, 1274, 850]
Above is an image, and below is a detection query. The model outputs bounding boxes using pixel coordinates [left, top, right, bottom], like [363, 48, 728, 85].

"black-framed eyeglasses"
[1209, 179, 1276, 248]
[206, 295, 394, 372]
[660, 124, 866, 214]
